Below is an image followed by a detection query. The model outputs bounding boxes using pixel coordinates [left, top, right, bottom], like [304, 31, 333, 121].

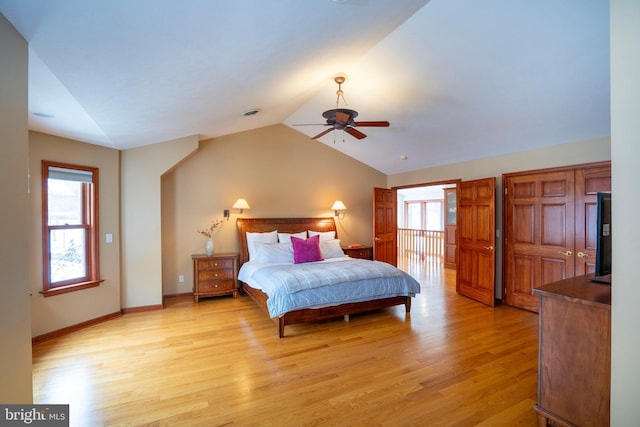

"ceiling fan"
[296, 76, 390, 140]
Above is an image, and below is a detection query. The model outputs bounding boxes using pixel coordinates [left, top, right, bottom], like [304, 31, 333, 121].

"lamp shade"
[331, 200, 347, 211]
[232, 198, 251, 210]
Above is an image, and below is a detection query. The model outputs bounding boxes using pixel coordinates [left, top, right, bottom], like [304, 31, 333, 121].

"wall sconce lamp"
[331, 200, 347, 220]
[224, 198, 251, 221]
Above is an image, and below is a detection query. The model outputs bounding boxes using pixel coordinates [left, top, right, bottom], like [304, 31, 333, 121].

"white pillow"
[246, 230, 278, 260]
[308, 230, 336, 241]
[254, 242, 294, 263]
[320, 239, 346, 259]
[278, 231, 307, 244]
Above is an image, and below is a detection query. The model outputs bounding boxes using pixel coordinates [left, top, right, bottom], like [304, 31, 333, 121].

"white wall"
[610, 0, 640, 423]
[121, 135, 198, 308]
[0, 13, 32, 403]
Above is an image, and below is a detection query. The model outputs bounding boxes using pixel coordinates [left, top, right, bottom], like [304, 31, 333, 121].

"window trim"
[404, 198, 444, 231]
[41, 160, 102, 297]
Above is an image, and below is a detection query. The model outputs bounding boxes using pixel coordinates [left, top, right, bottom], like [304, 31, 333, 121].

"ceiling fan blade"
[353, 121, 390, 127]
[312, 128, 334, 139]
[336, 111, 351, 124]
[345, 127, 367, 140]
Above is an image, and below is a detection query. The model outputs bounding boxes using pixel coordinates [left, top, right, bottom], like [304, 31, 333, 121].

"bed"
[237, 217, 420, 337]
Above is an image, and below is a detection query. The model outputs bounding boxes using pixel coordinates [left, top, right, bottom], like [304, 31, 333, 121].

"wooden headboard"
[236, 217, 337, 267]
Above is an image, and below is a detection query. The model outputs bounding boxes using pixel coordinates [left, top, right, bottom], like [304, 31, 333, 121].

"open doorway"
[396, 183, 457, 280]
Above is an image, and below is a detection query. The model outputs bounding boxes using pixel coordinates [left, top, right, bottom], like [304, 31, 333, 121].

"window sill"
[41, 279, 104, 297]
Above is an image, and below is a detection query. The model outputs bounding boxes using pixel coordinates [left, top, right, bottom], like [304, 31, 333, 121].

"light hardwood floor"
[32, 264, 540, 426]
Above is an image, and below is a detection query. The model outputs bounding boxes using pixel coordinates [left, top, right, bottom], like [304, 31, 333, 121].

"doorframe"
[393, 179, 462, 269]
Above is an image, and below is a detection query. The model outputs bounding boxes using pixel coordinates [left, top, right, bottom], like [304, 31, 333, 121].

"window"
[404, 199, 443, 231]
[42, 161, 101, 296]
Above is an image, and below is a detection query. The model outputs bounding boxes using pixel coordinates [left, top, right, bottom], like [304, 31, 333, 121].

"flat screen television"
[592, 192, 612, 284]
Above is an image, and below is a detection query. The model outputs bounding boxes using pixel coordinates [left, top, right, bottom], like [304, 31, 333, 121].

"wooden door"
[373, 187, 397, 266]
[574, 165, 612, 276]
[456, 178, 496, 307]
[443, 188, 457, 269]
[503, 171, 576, 312]
[503, 162, 611, 312]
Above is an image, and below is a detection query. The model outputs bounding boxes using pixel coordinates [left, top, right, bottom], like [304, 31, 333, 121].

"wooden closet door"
[574, 165, 612, 276]
[503, 171, 575, 312]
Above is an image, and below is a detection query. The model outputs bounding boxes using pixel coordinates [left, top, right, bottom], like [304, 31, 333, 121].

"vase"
[205, 237, 214, 256]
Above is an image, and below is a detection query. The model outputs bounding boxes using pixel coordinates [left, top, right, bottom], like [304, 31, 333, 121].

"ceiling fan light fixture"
[293, 75, 390, 141]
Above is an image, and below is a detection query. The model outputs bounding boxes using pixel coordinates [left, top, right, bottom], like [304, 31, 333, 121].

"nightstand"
[343, 246, 373, 260]
[191, 253, 239, 302]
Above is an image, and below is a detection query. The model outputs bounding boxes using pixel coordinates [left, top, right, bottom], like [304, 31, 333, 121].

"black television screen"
[594, 192, 612, 283]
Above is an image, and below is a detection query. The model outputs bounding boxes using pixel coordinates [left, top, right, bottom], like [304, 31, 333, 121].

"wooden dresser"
[191, 253, 239, 302]
[533, 275, 611, 426]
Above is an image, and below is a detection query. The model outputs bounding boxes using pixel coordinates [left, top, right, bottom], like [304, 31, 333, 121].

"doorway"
[396, 183, 457, 280]
[377, 177, 496, 307]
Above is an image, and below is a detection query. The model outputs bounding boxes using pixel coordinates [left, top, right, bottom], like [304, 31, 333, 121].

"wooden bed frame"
[236, 217, 412, 337]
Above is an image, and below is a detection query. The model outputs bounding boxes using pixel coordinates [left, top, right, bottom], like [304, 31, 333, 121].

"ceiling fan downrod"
[334, 75, 348, 108]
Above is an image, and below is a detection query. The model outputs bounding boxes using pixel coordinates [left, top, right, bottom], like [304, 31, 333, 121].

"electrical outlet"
[178, 275, 184, 283]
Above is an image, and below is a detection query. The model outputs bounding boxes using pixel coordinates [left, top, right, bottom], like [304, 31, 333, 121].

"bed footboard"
[277, 296, 411, 338]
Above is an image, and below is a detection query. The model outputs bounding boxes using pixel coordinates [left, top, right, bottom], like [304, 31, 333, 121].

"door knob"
[558, 250, 573, 257]
[577, 251, 591, 258]
[373, 237, 381, 241]
[484, 246, 494, 251]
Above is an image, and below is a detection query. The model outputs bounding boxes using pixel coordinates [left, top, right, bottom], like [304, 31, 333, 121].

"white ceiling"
[0, 0, 610, 175]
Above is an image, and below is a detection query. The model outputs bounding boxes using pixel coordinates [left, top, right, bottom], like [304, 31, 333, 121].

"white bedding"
[238, 256, 350, 290]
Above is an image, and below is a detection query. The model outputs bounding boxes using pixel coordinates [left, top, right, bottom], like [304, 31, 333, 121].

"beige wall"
[611, 0, 640, 423]
[0, 13, 32, 403]
[29, 132, 121, 337]
[388, 136, 612, 297]
[161, 124, 386, 296]
[122, 135, 198, 306]
[388, 137, 611, 188]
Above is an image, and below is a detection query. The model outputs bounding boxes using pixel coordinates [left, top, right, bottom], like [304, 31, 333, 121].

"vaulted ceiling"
[0, 0, 610, 174]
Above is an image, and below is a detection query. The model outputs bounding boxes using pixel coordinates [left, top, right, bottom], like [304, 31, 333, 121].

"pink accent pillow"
[291, 234, 323, 264]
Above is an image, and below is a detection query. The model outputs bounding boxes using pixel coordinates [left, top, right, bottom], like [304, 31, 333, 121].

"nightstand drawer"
[198, 259, 234, 271]
[198, 269, 234, 281]
[343, 246, 373, 260]
[198, 279, 235, 293]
